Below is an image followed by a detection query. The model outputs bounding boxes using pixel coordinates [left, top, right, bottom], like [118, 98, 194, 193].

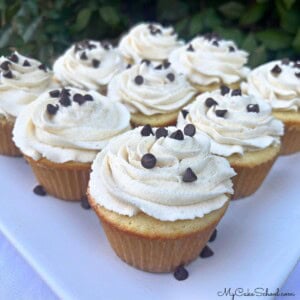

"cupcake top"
[53, 40, 126, 92]
[118, 23, 183, 64]
[241, 59, 300, 112]
[169, 34, 249, 87]
[89, 126, 235, 221]
[13, 87, 131, 163]
[107, 61, 196, 116]
[177, 88, 284, 157]
[0, 52, 53, 118]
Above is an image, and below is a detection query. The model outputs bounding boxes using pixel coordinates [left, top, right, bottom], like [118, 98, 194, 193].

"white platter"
[0, 153, 299, 300]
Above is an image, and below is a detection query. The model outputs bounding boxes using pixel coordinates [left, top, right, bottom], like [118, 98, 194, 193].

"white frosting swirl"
[242, 60, 300, 111]
[177, 90, 284, 157]
[107, 62, 196, 115]
[0, 52, 53, 118]
[13, 87, 131, 163]
[53, 40, 126, 91]
[169, 36, 249, 87]
[118, 23, 183, 64]
[89, 127, 235, 221]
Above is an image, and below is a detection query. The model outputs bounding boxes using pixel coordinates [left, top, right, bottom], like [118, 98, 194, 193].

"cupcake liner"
[0, 118, 22, 157]
[280, 123, 300, 155]
[25, 156, 91, 201]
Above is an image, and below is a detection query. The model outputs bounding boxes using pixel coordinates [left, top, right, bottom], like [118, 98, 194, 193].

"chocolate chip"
[295, 72, 300, 78]
[154, 64, 162, 70]
[59, 95, 71, 107]
[173, 265, 189, 281]
[163, 60, 171, 69]
[33, 185, 47, 196]
[166, 73, 175, 82]
[181, 109, 189, 119]
[150, 26, 162, 35]
[73, 93, 85, 105]
[47, 104, 59, 115]
[281, 58, 290, 65]
[212, 40, 219, 46]
[49, 90, 60, 98]
[271, 64, 282, 75]
[92, 59, 100, 68]
[220, 85, 230, 95]
[187, 44, 194, 52]
[38, 64, 47, 71]
[293, 62, 300, 69]
[83, 94, 93, 101]
[9, 53, 18, 63]
[80, 196, 91, 209]
[204, 32, 220, 41]
[247, 104, 260, 113]
[23, 59, 31, 67]
[134, 75, 144, 85]
[0, 61, 11, 71]
[209, 229, 217, 242]
[215, 109, 227, 118]
[229, 46, 235, 52]
[80, 51, 88, 60]
[205, 97, 218, 108]
[141, 153, 156, 169]
[184, 124, 196, 137]
[155, 127, 168, 139]
[182, 167, 197, 183]
[231, 89, 241, 96]
[127, 64, 132, 69]
[141, 124, 154, 136]
[102, 41, 111, 50]
[141, 59, 150, 65]
[3, 70, 13, 79]
[200, 245, 214, 258]
[170, 129, 184, 140]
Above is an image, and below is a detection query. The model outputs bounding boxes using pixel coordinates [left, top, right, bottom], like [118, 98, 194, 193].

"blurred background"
[0, 0, 299, 67]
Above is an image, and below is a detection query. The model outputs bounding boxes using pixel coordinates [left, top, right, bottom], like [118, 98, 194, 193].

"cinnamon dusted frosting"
[169, 34, 249, 87]
[13, 87, 131, 163]
[177, 88, 284, 157]
[53, 40, 126, 92]
[241, 59, 300, 111]
[89, 126, 235, 221]
[107, 61, 196, 116]
[118, 23, 183, 64]
[0, 52, 53, 118]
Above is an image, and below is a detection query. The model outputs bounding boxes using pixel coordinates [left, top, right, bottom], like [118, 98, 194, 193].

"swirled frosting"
[107, 62, 196, 115]
[53, 40, 126, 92]
[13, 87, 131, 163]
[89, 127, 235, 221]
[241, 60, 300, 111]
[177, 89, 284, 157]
[169, 35, 249, 87]
[0, 52, 53, 118]
[118, 23, 183, 64]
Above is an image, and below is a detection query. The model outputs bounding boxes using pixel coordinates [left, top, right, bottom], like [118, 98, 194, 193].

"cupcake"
[88, 126, 235, 272]
[118, 23, 183, 65]
[242, 59, 300, 155]
[53, 40, 126, 94]
[0, 52, 54, 156]
[13, 87, 130, 201]
[177, 88, 284, 200]
[169, 33, 249, 92]
[107, 61, 197, 127]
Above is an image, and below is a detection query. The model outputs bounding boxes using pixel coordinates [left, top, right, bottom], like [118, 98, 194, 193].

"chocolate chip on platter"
[173, 265, 189, 281]
[33, 185, 47, 196]
[200, 245, 214, 258]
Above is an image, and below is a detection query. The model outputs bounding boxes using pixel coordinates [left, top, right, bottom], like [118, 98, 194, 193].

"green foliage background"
[0, 0, 299, 67]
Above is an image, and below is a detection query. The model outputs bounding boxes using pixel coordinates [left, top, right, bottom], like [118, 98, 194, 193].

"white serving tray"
[0, 153, 299, 300]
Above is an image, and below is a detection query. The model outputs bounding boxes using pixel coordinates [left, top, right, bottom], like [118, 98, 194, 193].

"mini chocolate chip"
[220, 85, 230, 95]
[141, 59, 150, 65]
[83, 94, 93, 101]
[47, 104, 59, 115]
[170, 129, 184, 140]
[33, 185, 47, 196]
[23, 60, 31, 67]
[73, 93, 85, 105]
[163, 60, 171, 69]
[80, 196, 91, 209]
[60, 88, 70, 97]
[59, 95, 71, 107]
[155, 64, 162, 70]
[3, 70, 13, 79]
[247, 104, 260, 113]
[182, 167, 197, 183]
[212, 40, 219, 46]
[38, 64, 47, 71]
[80, 51, 88, 60]
[134, 75, 144, 85]
[271, 64, 281, 75]
[92, 59, 100, 68]
[229, 46, 235, 52]
[174, 265, 189, 281]
[49, 90, 60, 98]
[215, 109, 227, 118]
[0, 61, 11, 71]
[127, 64, 132, 69]
[295, 72, 300, 78]
[231, 89, 241, 96]
[187, 44, 194, 52]
[209, 229, 217, 242]
[150, 28, 162, 35]
[205, 97, 218, 108]
[9, 53, 18, 63]
[166, 72, 175, 82]
[155, 127, 168, 139]
[293, 62, 300, 68]
[141, 153, 156, 169]
[281, 58, 290, 65]
[184, 124, 196, 137]
[200, 245, 214, 258]
[181, 109, 189, 119]
[141, 124, 154, 136]
[204, 32, 220, 41]
[102, 41, 112, 50]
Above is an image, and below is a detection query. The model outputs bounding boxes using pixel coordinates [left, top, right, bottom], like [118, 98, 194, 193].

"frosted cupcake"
[88, 126, 235, 272]
[0, 52, 53, 156]
[169, 33, 249, 92]
[13, 87, 130, 201]
[107, 61, 197, 127]
[177, 88, 284, 199]
[53, 40, 126, 94]
[242, 59, 300, 155]
[118, 23, 183, 65]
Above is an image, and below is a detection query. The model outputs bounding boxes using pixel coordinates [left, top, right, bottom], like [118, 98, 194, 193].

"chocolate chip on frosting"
[200, 245, 214, 258]
[38, 64, 47, 72]
[101, 41, 112, 50]
[2, 70, 13, 79]
[205, 97, 218, 108]
[141, 59, 151, 65]
[83, 94, 93, 101]
[181, 109, 189, 119]
[209, 229, 217, 242]
[166, 72, 175, 82]
[80, 51, 88, 60]
[126, 64, 132, 69]
[59, 95, 71, 107]
[229, 46, 235, 52]
[47, 104, 59, 115]
[271, 64, 282, 75]
[141, 153, 156, 169]
[134, 75, 144, 85]
[170, 129, 184, 140]
[184, 124, 196, 137]
[220, 85, 230, 95]
[60, 88, 71, 97]
[163, 60, 171, 69]
[281, 58, 290, 65]
[293, 61, 300, 69]
[247, 104, 260, 113]
[0, 60, 11, 71]
[141, 124, 154, 136]
[73, 93, 85, 105]
[215, 109, 227, 118]
[9, 53, 18, 63]
[154, 64, 162, 70]
[186, 44, 194, 52]
[92, 59, 100, 68]
[49, 90, 60, 98]
[155, 127, 168, 139]
[295, 72, 300, 78]
[174, 265, 189, 281]
[23, 59, 31, 67]
[212, 40, 219, 47]
[182, 167, 197, 182]
[231, 89, 241, 96]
